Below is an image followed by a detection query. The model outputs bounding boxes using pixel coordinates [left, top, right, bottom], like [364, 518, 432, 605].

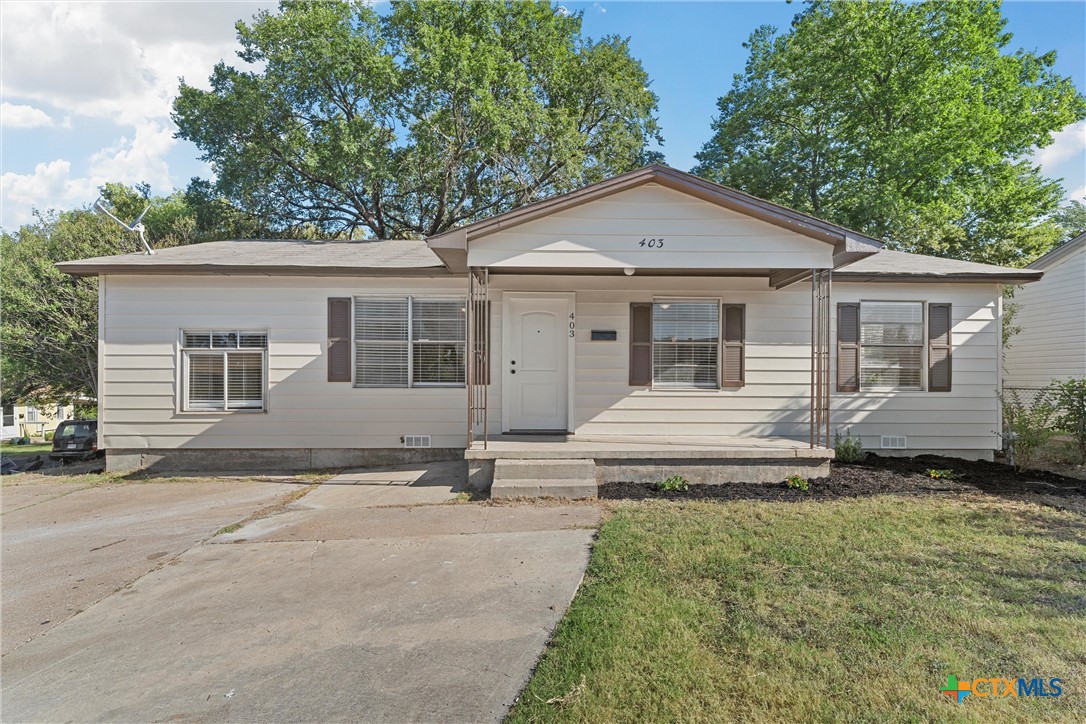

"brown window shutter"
[837, 302, 860, 392]
[629, 303, 652, 386]
[928, 303, 952, 392]
[722, 304, 745, 387]
[472, 301, 491, 385]
[327, 297, 352, 382]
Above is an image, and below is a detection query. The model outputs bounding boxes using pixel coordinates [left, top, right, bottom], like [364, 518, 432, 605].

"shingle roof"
[835, 249, 1042, 283]
[57, 237, 1041, 283]
[57, 239, 446, 277]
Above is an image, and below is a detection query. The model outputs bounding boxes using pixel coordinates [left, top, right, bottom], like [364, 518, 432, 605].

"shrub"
[833, 428, 865, 463]
[44, 431, 54, 441]
[786, 474, 809, 492]
[1049, 377, 1086, 461]
[927, 469, 957, 479]
[655, 475, 689, 492]
[1000, 387, 1060, 472]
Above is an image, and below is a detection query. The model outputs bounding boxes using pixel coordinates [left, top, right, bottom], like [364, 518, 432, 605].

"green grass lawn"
[510, 496, 1085, 723]
[0, 442, 54, 456]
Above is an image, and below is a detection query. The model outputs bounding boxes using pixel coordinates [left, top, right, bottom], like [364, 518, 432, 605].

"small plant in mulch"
[655, 475, 690, 492]
[833, 427, 866, 463]
[927, 469, 958, 480]
[786, 474, 809, 492]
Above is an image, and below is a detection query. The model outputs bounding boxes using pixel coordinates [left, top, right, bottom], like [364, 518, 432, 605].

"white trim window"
[355, 296, 466, 387]
[859, 302, 924, 389]
[652, 300, 720, 389]
[181, 330, 268, 411]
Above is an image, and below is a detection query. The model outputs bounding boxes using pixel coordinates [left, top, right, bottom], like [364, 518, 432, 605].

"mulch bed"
[599, 454, 1086, 506]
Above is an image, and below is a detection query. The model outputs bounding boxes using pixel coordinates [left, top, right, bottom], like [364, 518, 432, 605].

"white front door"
[505, 294, 571, 432]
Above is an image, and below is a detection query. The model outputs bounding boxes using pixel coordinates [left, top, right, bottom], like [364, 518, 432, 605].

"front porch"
[466, 434, 834, 497]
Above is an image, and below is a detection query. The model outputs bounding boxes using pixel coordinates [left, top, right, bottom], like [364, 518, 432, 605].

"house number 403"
[569, 313, 576, 337]
[639, 237, 664, 248]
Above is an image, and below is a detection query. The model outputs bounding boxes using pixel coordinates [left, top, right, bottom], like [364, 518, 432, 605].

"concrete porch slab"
[465, 434, 834, 460]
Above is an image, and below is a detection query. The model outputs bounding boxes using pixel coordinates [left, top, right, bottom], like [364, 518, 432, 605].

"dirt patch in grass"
[600, 454, 1086, 511]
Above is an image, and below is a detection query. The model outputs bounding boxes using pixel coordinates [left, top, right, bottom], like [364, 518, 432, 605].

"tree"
[172, 0, 662, 239]
[1, 186, 239, 406]
[693, 0, 1086, 266]
[1052, 199, 1086, 242]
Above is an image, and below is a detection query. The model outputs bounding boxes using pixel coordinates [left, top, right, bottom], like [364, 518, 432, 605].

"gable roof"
[57, 239, 446, 277]
[1026, 232, 1085, 270]
[835, 249, 1042, 283]
[425, 164, 884, 273]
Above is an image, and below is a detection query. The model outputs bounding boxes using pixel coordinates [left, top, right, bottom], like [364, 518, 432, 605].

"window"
[652, 301, 720, 388]
[182, 330, 267, 410]
[2, 406, 13, 427]
[25, 406, 39, 423]
[858, 302, 924, 389]
[355, 297, 466, 387]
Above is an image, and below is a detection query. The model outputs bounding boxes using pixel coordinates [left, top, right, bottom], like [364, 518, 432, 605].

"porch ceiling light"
[623, 267, 635, 276]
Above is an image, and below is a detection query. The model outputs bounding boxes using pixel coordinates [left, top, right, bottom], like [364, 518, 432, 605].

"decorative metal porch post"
[467, 268, 490, 449]
[810, 269, 831, 448]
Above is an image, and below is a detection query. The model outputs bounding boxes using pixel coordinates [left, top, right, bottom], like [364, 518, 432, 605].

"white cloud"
[0, 1, 275, 227]
[1070, 185, 1086, 203]
[1, 102, 55, 128]
[1034, 121, 1086, 168]
[1, 121, 177, 228]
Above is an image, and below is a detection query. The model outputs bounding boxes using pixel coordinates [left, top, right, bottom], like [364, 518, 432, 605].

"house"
[1, 403, 75, 441]
[59, 166, 1040, 488]
[1002, 232, 1085, 390]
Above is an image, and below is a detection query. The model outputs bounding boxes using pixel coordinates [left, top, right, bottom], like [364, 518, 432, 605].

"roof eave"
[833, 271, 1044, 284]
[56, 262, 450, 278]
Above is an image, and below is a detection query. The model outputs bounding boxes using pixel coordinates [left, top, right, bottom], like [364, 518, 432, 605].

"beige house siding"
[493, 276, 1000, 454]
[1003, 243, 1086, 388]
[468, 183, 834, 270]
[100, 275, 470, 451]
[100, 274, 1002, 457]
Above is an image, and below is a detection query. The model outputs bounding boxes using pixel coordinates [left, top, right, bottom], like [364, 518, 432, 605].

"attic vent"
[880, 435, 908, 450]
[402, 435, 431, 449]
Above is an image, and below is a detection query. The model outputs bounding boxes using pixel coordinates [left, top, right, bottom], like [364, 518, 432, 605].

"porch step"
[491, 458, 597, 500]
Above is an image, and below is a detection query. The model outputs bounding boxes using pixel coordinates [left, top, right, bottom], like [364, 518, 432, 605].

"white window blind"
[652, 302, 720, 388]
[354, 297, 466, 387]
[182, 330, 267, 410]
[859, 302, 923, 389]
[412, 298, 466, 385]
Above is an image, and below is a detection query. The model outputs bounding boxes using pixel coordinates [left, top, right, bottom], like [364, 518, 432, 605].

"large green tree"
[172, 0, 662, 239]
[693, 0, 1085, 266]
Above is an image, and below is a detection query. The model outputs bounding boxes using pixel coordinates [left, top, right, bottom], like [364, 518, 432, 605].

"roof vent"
[402, 435, 431, 449]
[880, 435, 907, 450]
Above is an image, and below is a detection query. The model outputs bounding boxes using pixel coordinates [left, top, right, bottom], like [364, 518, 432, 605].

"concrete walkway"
[2, 464, 598, 723]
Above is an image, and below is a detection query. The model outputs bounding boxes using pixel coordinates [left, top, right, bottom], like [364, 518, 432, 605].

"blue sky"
[2, 1, 1084, 230]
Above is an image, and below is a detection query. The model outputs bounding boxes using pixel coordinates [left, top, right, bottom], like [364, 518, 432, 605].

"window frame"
[179, 329, 269, 413]
[649, 297, 722, 391]
[857, 300, 927, 392]
[353, 295, 467, 389]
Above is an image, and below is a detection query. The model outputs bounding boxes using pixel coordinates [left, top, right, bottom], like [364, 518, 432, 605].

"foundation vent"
[880, 435, 908, 450]
[402, 435, 432, 449]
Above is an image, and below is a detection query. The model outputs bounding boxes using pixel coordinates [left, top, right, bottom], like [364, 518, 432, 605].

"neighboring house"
[59, 166, 1040, 480]
[1003, 232, 1086, 389]
[1, 403, 74, 440]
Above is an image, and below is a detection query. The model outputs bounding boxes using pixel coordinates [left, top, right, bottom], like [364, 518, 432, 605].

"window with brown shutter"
[928, 303, 952, 392]
[629, 303, 652, 386]
[327, 297, 352, 382]
[721, 304, 745, 387]
[837, 303, 860, 392]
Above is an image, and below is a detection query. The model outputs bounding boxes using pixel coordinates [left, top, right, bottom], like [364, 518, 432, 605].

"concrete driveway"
[1, 463, 598, 722]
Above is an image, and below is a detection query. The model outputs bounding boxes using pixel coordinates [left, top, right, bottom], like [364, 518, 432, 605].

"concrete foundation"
[597, 458, 830, 484]
[106, 447, 463, 474]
